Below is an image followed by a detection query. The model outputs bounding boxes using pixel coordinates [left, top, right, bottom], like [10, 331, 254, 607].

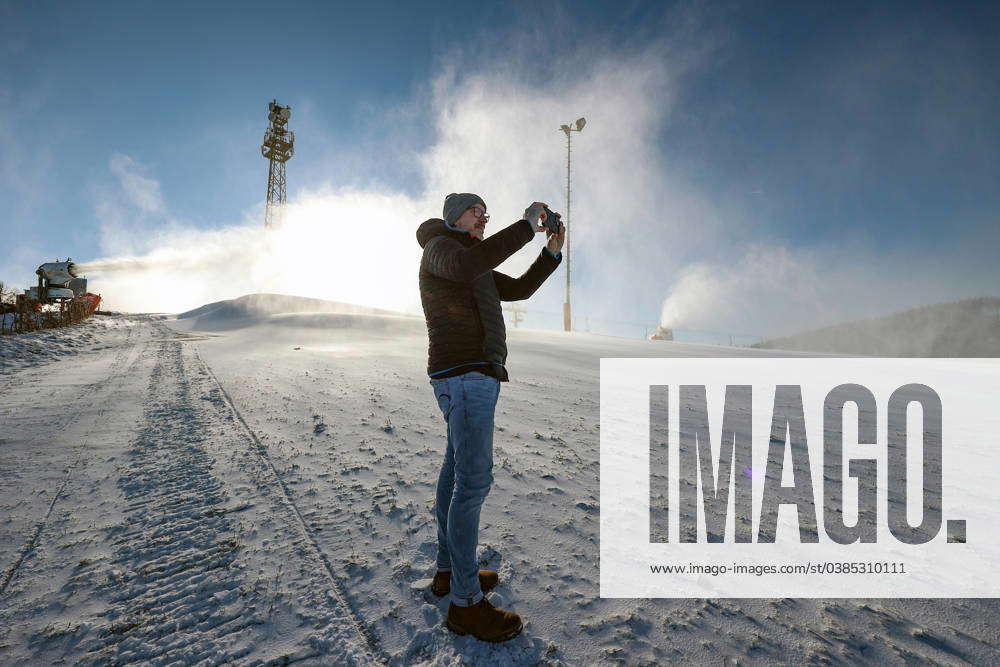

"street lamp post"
[559, 117, 585, 332]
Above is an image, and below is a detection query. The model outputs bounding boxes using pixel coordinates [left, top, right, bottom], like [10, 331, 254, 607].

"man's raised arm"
[423, 219, 535, 283]
[493, 248, 562, 301]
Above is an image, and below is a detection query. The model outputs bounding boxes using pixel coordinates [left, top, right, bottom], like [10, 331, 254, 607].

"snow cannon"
[27, 260, 80, 301]
[14, 257, 100, 319]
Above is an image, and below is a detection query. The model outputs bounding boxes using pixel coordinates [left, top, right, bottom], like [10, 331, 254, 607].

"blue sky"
[2, 1, 998, 338]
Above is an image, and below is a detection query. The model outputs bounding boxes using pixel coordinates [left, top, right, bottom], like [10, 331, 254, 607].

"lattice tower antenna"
[261, 99, 295, 228]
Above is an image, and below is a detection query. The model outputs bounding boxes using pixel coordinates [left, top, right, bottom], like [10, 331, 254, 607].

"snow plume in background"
[418, 37, 723, 332]
[78, 244, 245, 276]
[659, 245, 838, 339]
[87, 36, 713, 318]
[87, 179, 425, 314]
[657, 243, 1000, 341]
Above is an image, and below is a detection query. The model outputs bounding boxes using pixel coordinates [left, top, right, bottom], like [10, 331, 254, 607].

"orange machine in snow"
[15, 260, 101, 317]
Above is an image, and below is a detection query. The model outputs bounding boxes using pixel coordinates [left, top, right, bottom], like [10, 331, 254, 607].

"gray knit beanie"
[442, 192, 486, 226]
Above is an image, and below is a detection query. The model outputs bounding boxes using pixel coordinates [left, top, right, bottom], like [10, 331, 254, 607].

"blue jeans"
[430, 371, 500, 606]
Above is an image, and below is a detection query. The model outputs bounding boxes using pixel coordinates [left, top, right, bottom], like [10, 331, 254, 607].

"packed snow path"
[1, 317, 380, 664]
[2, 309, 999, 664]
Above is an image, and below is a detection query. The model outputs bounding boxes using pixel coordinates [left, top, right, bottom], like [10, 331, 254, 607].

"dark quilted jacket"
[416, 218, 561, 380]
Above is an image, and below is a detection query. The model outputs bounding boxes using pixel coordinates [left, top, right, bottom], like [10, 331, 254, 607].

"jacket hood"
[416, 218, 476, 248]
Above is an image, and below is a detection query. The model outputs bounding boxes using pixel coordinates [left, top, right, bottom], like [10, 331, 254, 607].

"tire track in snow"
[0, 461, 81, 596]
[194, 347, 390, 665]
[81, 339, 270, 665]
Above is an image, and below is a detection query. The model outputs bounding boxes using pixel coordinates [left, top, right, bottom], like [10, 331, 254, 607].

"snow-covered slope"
[0, 315, 142, 373]
[2, 297, 997, 665]
[757, 296, 1000, 356]
[178, 293, 411, 329]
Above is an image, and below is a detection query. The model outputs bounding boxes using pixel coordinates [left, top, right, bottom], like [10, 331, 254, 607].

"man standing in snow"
[416, 193, 564, 642]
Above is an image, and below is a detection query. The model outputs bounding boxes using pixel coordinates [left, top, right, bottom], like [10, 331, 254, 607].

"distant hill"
[177, 293, 407, 321]
[755, 297, 1000, 356]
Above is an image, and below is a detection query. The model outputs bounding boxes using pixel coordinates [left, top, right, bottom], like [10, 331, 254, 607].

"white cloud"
[108, 154, 166, 215]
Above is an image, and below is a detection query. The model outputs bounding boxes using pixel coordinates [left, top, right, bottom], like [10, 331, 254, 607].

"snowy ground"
[0, 315, 142, 371]
[2, 298, 999, 665]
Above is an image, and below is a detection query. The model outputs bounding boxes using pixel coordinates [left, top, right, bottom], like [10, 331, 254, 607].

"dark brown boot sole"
[446, 618, 523, 643]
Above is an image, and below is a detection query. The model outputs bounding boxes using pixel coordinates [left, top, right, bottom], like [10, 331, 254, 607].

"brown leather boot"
[446, 597, 523, 642]
[431, 569, 499, 597]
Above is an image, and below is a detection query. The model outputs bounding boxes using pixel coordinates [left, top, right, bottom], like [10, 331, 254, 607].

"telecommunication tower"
[261, 100, 294, 228]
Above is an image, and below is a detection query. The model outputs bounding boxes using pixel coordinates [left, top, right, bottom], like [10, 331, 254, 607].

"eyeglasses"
[468, 206, 490, 222]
